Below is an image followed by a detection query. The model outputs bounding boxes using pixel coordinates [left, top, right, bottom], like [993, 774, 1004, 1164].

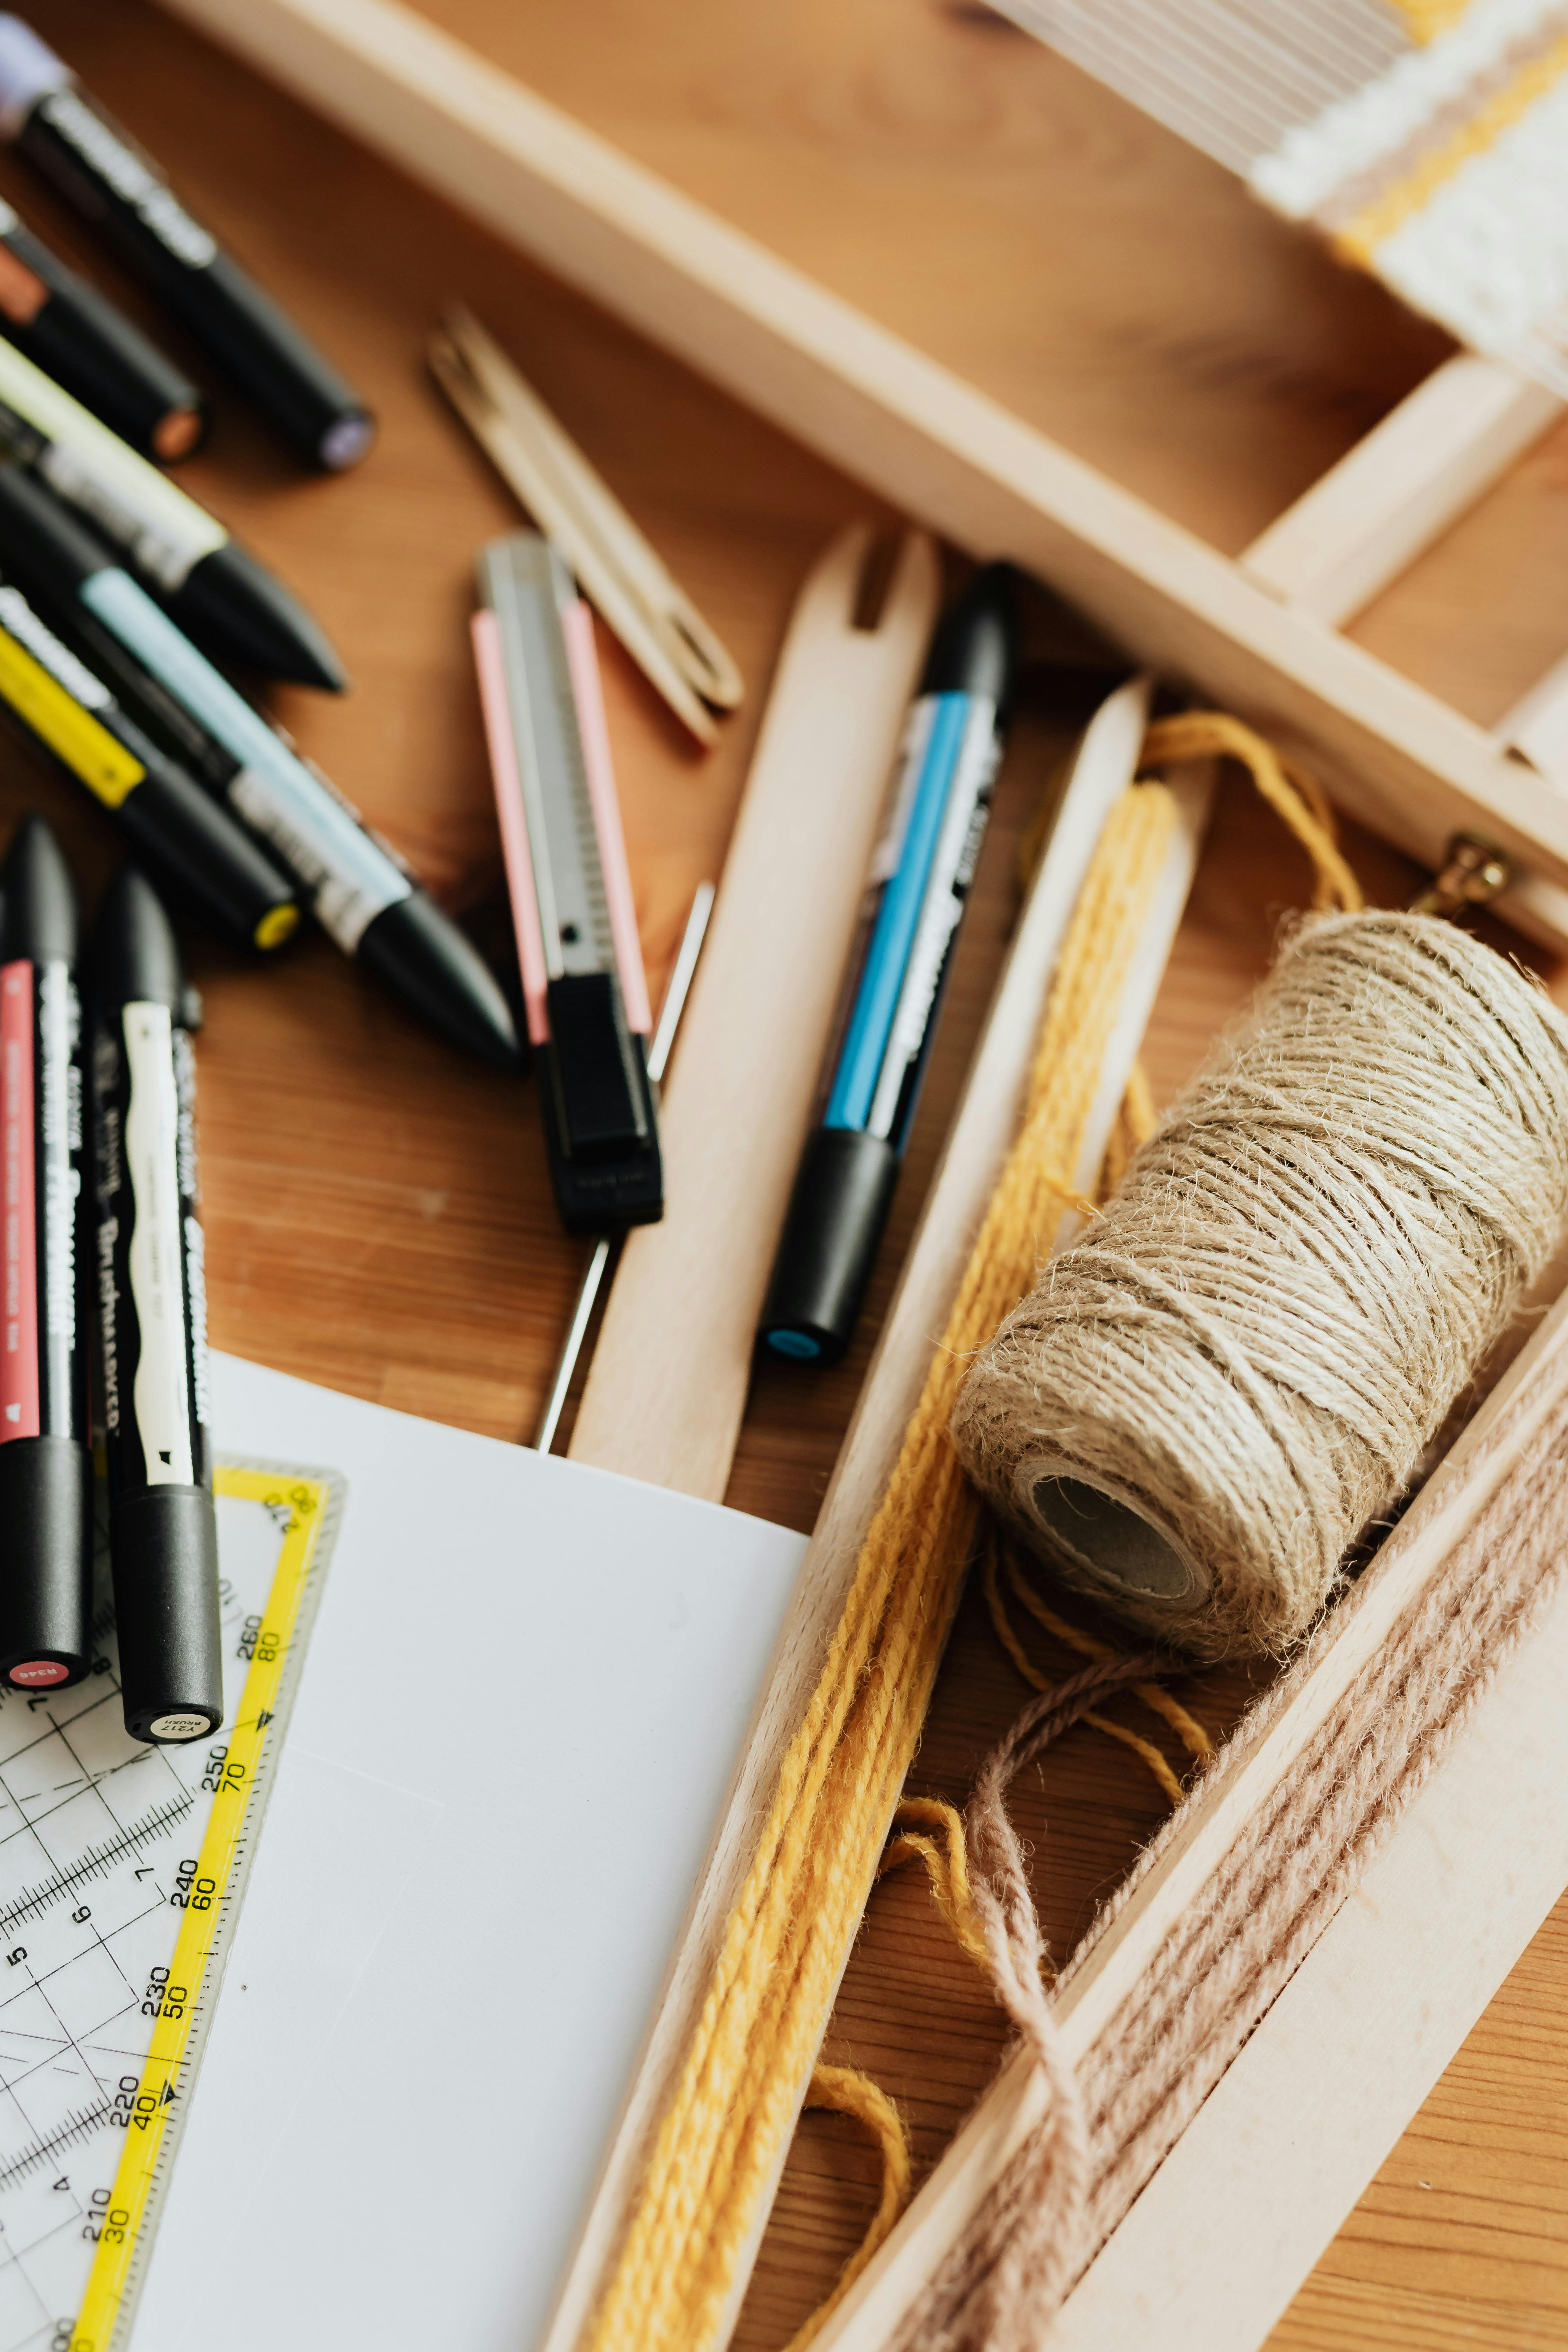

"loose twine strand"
[778, 2065, 912, 2352]
[898, 1377, 1568, 2351]
[980, 1525, 1211, 1807]
[577, 714, 1358, 2352]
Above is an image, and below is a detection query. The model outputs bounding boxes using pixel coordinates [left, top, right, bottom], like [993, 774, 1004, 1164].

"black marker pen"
[0, 553, 301, 952]
[0, 470, 523, 1072]
[0, 16, 376, 474]
[0, 196, 203, 461]
[90, 864, 221, 1745]
[0, 335, 346, 692]
[0, 814, 91, 1689]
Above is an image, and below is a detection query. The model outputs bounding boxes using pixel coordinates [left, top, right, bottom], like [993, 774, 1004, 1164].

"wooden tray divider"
[156, 0, 1568, 941]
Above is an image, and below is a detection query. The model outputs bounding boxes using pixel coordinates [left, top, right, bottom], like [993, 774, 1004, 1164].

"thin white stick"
[532, 1238, 612, 1456]
[648, 884, 717, 1086]
[531, 882, 716, 1455]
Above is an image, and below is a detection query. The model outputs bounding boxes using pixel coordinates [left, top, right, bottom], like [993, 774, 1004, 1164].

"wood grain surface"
[16, 4, 1568, 2346]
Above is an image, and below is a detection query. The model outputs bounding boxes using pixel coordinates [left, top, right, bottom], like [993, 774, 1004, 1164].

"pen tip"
[0, 813, 76, 966]
[91, 864, 184, 1010]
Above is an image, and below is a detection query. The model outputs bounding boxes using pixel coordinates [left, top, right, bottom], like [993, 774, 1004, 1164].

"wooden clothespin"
[430, 304, 743, 747]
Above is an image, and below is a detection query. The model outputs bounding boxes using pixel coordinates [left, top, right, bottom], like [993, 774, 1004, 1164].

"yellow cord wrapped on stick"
[579, 780, 1185, 2352]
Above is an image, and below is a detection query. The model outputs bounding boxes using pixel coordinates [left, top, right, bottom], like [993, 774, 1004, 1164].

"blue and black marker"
[760, 563, 1015, 1366]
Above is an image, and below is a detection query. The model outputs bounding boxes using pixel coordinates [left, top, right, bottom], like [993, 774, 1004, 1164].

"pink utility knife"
[471, 531, 660, 1233]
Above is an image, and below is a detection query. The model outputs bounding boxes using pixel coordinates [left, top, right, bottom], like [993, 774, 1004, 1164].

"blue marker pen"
[760, 565, 1015, 1364]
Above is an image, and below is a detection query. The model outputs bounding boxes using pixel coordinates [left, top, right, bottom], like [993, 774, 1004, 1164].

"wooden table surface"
[16, 2, 1568, 2345]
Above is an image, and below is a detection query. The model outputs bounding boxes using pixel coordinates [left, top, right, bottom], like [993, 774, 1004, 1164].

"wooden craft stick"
[813, 1282, 1568, 2352]
[1241, 355, 1562, 628]
[1048, 1504, 1568, 2350]
[541, 675, 1194, 2352]
[431, 306, 741, 744]
[154, 0, 1568, 926]
[566, 525, 940, 1500]
[1501, 653, 1568, 788]
[1239, 353, 1568, 948]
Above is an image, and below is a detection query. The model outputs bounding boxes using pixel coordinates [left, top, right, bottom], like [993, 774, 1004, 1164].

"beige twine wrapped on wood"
[951, 911, 1568, 1659]
[898, 1378, 1568, 2352]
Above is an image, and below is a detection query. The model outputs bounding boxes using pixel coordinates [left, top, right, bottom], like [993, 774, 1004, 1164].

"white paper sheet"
[132, 1352, 808, 2352]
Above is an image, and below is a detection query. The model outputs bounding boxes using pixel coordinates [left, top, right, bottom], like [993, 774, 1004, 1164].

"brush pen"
[0, 335, 345, 691]
[474, 531, 658, 1225]
[0, 469, 521, 1071]
[0, 196, 203, 460]
[90, 862, 221, 1745]
[0, 815, 91, 1689]
[0, 16, 375, 474]
[0, 564, 300, 951]
[760, 565, 1015, 1365]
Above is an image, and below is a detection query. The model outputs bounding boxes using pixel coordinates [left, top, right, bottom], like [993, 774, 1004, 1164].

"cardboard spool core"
[1027, 1473, 1197, 1601]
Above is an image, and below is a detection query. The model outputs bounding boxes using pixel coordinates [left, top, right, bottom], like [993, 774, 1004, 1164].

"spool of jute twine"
[953, 911, 1568, 1660]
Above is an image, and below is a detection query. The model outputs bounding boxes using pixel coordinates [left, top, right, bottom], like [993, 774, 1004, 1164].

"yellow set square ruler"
[0, 1459, 341, 2352]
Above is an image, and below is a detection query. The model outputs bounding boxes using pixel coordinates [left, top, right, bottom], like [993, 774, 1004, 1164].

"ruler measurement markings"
[44, 1730, 160, 1848]
[69, 1467, 331, 2352]
[0, 1464, 338, 2352]
[0, 1806, 197, 1941]
[0, 1471, 326, 2351]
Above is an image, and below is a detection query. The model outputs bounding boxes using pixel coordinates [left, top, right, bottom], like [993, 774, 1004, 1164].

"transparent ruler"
[0, 1458, 341, 2352]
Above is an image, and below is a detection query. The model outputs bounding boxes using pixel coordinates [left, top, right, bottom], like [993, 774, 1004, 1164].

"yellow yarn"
[998, 1541, 1212, 1765]
[879, 1794, 991, 1972]
[978, 1532, 1210, 1809]
[779, 2065, 912, 2352]
[579, 718, 1358, 2352]
[1336, 31, 1568, 266]
[777, 1801, 984, 2351]
[1098, 1058, 1157, 1199]
[580, 782, 1184, 2352]
[1141, 713, 1362, 914]
[1386, 0, 1477, 40]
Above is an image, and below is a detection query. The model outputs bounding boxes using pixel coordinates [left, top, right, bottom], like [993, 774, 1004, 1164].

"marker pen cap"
[357, 892, 523, 1074]
[758, 1126, 901, 1368]
[0, 1437, 93, 1687]
[0, 455, 98, 591]
[0, 210, 207, 462]
[0, 20, 66, 142]
[0, 805, 75, 961]
[920, 564, 1017, 714]
[166, 541, 349, 694]
[110, 1486, 222, 1744]
[183, 261, 376, 476]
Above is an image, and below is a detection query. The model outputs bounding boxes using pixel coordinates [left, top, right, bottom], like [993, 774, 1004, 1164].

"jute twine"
[953, 911, 1568, 1659]
[897, 1374, 1568, 2350]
